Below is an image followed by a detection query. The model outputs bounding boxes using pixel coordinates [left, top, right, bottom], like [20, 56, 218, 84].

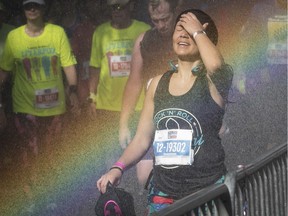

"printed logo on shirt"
[168, 130, 177, 139]
[21, 47, 59, 82]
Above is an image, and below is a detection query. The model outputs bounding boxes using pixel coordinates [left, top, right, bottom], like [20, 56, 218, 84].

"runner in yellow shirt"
[0, 0, 79, 212]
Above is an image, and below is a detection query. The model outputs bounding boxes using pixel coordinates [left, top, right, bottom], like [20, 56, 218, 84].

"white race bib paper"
[153, 129, 194, 166]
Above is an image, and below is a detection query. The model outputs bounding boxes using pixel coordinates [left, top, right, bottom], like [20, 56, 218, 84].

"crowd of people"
[0, 0, 286, 215]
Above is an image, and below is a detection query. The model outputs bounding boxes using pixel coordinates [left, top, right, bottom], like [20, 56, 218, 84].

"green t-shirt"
[90, 19, 150, 111]
[0, 23, 76, 116]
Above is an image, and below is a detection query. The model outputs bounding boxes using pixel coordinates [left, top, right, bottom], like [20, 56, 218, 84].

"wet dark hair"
[149, 0, 178, 13]
[175, 9, 218, 45]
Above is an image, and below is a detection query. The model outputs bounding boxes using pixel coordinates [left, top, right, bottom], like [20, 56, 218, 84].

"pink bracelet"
[114, 161, 126, 171]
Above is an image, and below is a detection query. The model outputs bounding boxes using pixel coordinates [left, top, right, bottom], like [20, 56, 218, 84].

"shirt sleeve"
[59, 27, 77, 67]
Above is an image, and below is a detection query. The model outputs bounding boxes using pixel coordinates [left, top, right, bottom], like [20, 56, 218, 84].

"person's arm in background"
[119, 33, 145, 149]
[63, 65, 80, 114]
[0, 70, 8, 131]
[88, 66, 100, 119]
[88, 26, 101, 120]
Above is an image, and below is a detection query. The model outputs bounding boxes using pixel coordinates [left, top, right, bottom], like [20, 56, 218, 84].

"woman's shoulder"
[146, 70, 174, 93]
[146, 74, 162, 89]
[145, 73, 165, 97]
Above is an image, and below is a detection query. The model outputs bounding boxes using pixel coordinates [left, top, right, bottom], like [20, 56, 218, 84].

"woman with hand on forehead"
[97, 9, 233, 214]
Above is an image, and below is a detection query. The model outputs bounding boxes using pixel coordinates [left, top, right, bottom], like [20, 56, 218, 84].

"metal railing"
[154, 143, 287, 216]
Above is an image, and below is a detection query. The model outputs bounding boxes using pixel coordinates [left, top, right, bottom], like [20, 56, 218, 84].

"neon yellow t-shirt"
[90, 20, 150, 111]
[0, 23, 76, 116]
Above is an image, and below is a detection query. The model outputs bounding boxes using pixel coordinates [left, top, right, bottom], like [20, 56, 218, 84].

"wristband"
[114, 161, 126, 170]
[87, 92, 97, 103]
[69, 85, 77, 95]
[192, 30, 206, 39]
[109, 166, 123, 175]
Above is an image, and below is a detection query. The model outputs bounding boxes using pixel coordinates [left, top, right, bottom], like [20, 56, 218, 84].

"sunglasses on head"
[110, 4, 127, 11]
[23, 3, 43, 11]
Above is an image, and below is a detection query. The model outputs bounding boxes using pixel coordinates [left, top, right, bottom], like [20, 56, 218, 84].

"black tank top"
[152, 70, 228, 199]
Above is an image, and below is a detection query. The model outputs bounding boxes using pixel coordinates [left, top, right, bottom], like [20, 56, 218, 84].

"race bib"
[153, 129, 194, 166]
[267, 16, 287, 65]
[109, 55, 131, 77]
[35, 87, 59, 109]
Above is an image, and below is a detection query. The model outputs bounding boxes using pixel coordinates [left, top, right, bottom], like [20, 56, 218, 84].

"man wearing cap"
[88, 0, 150, 115]
[0, 0, 79, 208]
[88, 0, 150, 166]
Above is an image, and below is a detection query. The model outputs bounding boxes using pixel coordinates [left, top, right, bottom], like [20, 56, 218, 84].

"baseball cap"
[95, 182, 136, 216]
[23, 0, 46, 5]
[107, 0, 129, 6]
